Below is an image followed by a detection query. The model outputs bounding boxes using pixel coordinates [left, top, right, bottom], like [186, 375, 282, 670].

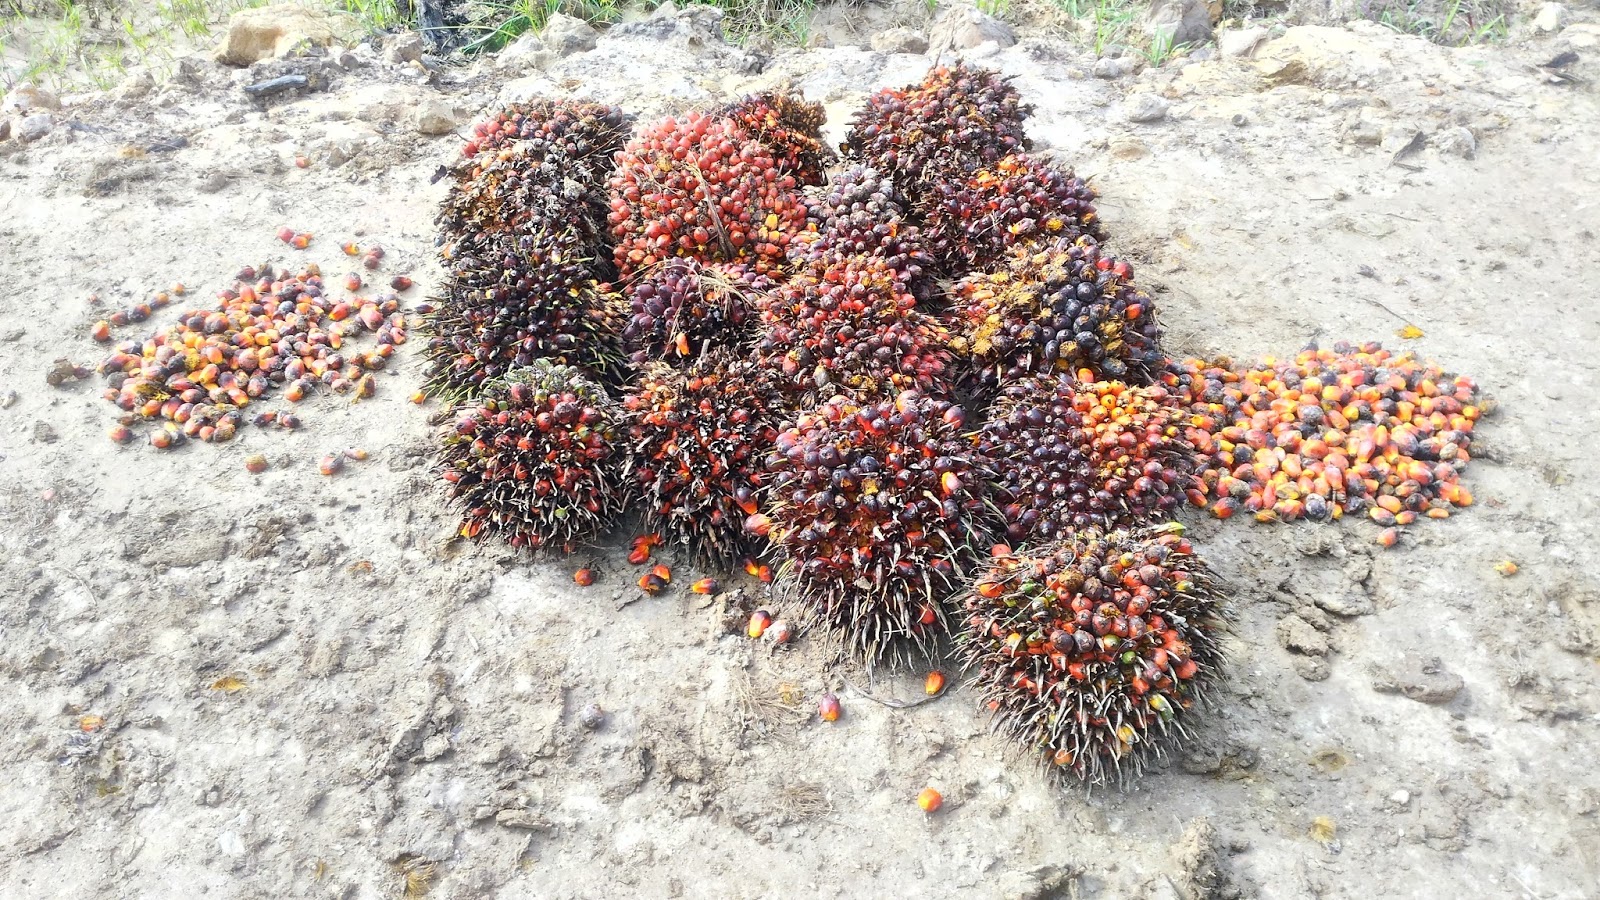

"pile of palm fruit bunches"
[422, 65, 1487, 787]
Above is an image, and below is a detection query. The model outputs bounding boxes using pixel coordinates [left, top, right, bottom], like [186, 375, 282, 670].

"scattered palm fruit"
[319, 453, 344, 476]
[638, 572, 667, 593]
[976, 373, 1196, 547]
[916, 788, 943, 813]
[761, 390, 991, 666]
[435, 360, 625, 553]
[391, 276, 413, 291]
[95, 263, 406, 447]
[925, 670, 947, 696]
[1494, 560, 1518, 577]
[767, 619, 794, 645]
[342, 241, 361, 256]
[843, 63, 1031, 198]
[748, 609, 773, 639]
[579, 702, 606, 729]
[1376, 527, 1399, 548]
[574, 567, 596, 586]
[716, 90, 833, 186]
[921, 154, 1100, 275]
[1167, 342, 1482, 534]
[244, 454, 268, 473]
[961, 526, 1226, 786]
[291, 233, 312, 250]
[91, 321, 111, 342]
[344, 447, 369, 461]
[650, 563, 672, 583]
[623, 352, 783, 564]
[108, 424, 133, 444]
[607, 110, 806, 279]
[818, 692, 842, 722]
[951, 235, 1164, 392]
[690, 577, 719, 594]
[276, 226, 295, 243]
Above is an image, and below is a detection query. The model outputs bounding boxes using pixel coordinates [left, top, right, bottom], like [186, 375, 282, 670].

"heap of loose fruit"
[409, 66, 1489, 787]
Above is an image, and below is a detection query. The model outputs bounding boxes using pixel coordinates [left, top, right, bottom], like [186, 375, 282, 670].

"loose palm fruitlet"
[787, 164, 937, 307]
[607, 111, 808, 279]
[755, 252, 953, 402]
[978, 373, 1197, 547]
[758, 390, 991, 666]
[961, 526, 1226, 786]
[623, 350, 783, 565]
[615, 258, 768, 366]
[716, 90, 832, 187]
[437, 360, 625, 553]
[951, 235, 1164, 394]
[921, 154, 1101, 277]
[422, 228, 625, 399]
[842, 63, 1032, 197]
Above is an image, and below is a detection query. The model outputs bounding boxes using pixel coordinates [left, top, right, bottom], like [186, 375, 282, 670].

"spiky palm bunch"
[716, 90, 833, 186]
[921, 154, 1100, 276]
[961, 526, 1226, 786]
[617, 258, 768, 366]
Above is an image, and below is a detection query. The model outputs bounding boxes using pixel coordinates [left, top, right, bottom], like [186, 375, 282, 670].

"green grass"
[1362, 0, 1509, 45]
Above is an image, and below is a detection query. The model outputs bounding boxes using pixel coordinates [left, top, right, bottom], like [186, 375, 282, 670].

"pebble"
[1124, 93, 1170, 123]
[1277, 614, 1329, 657]
[1373, 654, 1463, 704]
[1433, 126, 1476, 159]
[1093, 56, 1132, 79]
[541, 13, 600, 57]
[1534, 3, 1566, 32]
[18, 113, 52, 143]
[871, 27, 929, 55]
[415, 99, 462, 136]
[1218, 26, 1267, 57]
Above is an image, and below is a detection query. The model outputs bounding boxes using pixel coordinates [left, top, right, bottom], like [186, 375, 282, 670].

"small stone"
[1, 84, 61, 114]
[18, 114, 52, 143]
[1292, 655, 1331, 681]
[1231, 113, 1248, 127]
[496, 808, 552, 830]
[1093, 56, 1132, 79]
[1124, 93, 1169, 123]
[217, 830, 245, 857]
[1344, 108, 1385, 146]
[1380, 124, 1424, 154]
[114, 69, 155, 101]
[495, 33, 553, 72]
[1313, 589, 1374, 618]
[1534, 3, 1565, 32]
[578, 703, 605, 730]
[31, 421, 58, 443]
[414, 99, 461, 136]
[1372, 654, 1463, 704]
[1146, 0, 1216, 47]
[927, 5, 1017, 55]
[384, 32, 424, 64]
[1388, 789, 1411, 808]
[541, 13, 599, 56]
[1110, 137, 1148, 159]
[1218, 26, 1266, 57]
[1276, 614, 1328, 656]
[1566, 24, 1600, 48]
[1433, 126, 1476, 159]
[0, 119, 9, 142]
[0, 390, 17, 409]
[213, 5, 360, 67]
[871, 27, 929, 54]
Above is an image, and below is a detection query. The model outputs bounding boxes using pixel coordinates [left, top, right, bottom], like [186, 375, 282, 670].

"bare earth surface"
[2, 10, 1599, 899]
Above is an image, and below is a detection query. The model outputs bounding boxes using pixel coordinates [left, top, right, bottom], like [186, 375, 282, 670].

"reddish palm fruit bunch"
[921, 154, 1101, 276]
[459, 100, 632, 169]
[1164, 342, 1483, 535]
[615, 258, 768, 366]
[758, 390, 991, 666]
[436, 360, 625, 553]
[715, 90, 832, 186]
[97, 263, 406, 446]
[622, 351, 783, 564]
[754, 252, 953, 401]
[422, 229, 625, 399]
[607, 111, 808, 279]
[787, 164, 937, 305]
[961, 525, 1226, 786]
[977, 373, 1197, 547]
[950, 236, 1163, 394]
[841, 63, 1032, 196]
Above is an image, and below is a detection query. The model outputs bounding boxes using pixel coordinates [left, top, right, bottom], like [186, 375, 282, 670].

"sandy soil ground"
[2, 7, 1599, 898]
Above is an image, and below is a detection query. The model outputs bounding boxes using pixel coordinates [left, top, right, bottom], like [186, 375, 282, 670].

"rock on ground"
[213, 4, 361, 66]
[927, 5, 1017, 56]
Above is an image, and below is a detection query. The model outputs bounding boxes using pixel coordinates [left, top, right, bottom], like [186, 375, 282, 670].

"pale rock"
[1562, 23, 1599, 48]
[217, 830, 245, 857]
[0, 119, 10, 142]
[414, 98, 462, 136]
[384, 32, 424, 65]
[1218, 26, 1266, 57]
[1534, 3, 1565, 33]
[1146, 0, 1218, 47]
[1110, 136, 1149, 159]
[2, 84, 60, 114]
[871, 27, 929, 54]
[1380, 123, 1423, 154]
[1343, 107, 1385, 145]
[18, 113, 52, 143]
[1373, 654, 1463, 704]
[927, 5, 1017, 56]
[1124, 93, 1170, 123]
[1276, 613, 1328, 656]
[541, 13, 599, 56]
[214, 4, 360, 67]
[496, 33, 554, 72]
[114, 69, 155, 101]
[1433, 125, 1476, 159]
[1093, 56, 1133, 79]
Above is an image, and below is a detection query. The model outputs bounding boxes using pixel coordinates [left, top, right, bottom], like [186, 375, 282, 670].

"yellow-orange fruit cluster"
[1166, 342, 1482, 539]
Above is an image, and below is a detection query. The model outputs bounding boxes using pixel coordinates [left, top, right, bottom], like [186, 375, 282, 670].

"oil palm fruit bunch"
[961, 525, 1226, 786]
[754, 252, 953, 402]
[437, 360, 625, 554]
[607, 111, 808, 279]
[623, 350, 784, 565]
[422, 229, 624, 400]
[757, 390, 991, 666]
[921, 154, 1101, 276]
[441, 100, 630, 254]
[788, 164, 937, 306]
[616, 258, 769, 366]
[977, 374, 1199, 547]
[716, 90, 832, 187]
[841, 63, 1032, 197]
[951, 235, 1163, 395]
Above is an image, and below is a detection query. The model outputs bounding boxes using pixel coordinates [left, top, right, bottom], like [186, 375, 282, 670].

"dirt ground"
[2, 6, 1599, 899]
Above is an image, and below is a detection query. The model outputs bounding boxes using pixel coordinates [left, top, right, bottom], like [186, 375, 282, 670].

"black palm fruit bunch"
[754, 252, 953, 402]
[788, 164, 937, 306]
[977, 374, 1199, 547]
[437, 360, 626, 554]
[422, 229, 625, 400]
[607, 111, 808, 280]
[753, 390, 992, 666]
[922, 154, 1101, 276]
[961, 525, 1226, 786]
[615, 258, 771, 366]
[622, 350, 784, 565]
[950, 235, 1163, 395]
[441, 100, 631, 255]
[841, 63, 1032, 197]
[716, 90, 833, 187]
